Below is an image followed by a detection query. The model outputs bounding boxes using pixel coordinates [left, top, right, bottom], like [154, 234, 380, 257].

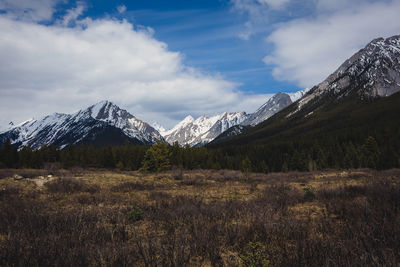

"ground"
[1, 168, 400, 266]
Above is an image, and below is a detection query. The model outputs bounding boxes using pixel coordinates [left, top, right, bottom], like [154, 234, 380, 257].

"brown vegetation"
[1, 168, 400, 266]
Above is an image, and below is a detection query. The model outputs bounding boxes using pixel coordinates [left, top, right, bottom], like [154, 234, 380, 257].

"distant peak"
[370, 37, 385, 44]
[183, 115, 195, 122]
[151, 122, 166, 133]
[93, 100, 114, 107]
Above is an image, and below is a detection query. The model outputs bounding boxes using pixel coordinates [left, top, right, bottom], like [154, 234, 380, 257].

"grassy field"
[1, 168, 400, 266]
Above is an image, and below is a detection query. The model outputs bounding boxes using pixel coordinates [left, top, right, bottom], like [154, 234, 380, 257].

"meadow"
[1, 168, 400, 266]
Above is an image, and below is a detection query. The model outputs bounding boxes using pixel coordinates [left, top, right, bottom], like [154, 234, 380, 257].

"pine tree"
[140, 141, 172, 173]
[241, 156, 252, 179]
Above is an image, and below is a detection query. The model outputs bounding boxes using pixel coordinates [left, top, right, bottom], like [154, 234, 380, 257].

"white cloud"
[0, 12, 271, 129]
[117, 4, 127, 14]
[60, 2, 86, 26]
[0, 0, 63, 22]
[258, 0, 290, 10]
[230, 0, 292, 39]
[264, 0, 400, 87]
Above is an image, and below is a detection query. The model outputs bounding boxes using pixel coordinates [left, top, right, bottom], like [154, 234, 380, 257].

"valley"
[1, 168, 400, 266]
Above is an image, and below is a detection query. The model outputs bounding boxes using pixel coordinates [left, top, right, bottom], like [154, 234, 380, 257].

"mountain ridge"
[210, 34, 400, 149]
[0, 101, 163, 149]
[161, 88, 309, 146]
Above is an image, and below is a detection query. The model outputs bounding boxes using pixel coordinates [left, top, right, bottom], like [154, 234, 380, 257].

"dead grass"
[1, 168, 400, 266]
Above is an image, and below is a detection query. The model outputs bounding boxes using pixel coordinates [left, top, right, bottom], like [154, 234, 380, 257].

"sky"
[0, 0, 399, 129]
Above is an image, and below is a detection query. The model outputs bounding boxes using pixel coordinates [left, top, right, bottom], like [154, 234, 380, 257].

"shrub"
[303, 187, 316, 202]
[127, 203, 143, 222]
[240, 241, 270, 267]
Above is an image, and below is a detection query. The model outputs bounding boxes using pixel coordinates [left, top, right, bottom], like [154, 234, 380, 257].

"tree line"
[0, 133, 399, 172]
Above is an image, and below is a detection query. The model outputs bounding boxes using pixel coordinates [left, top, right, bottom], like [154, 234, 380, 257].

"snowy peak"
[0, 101, 163, 149]
[151, 122, 166, 134]
[242, 92, 293, 126]
[162, 111, 248, 146]
[89, 100, 130, 122]
[182, 115, 195, 123]
[82, 101, 163, 144]
[163, 88, 308, 146]
[294, 35, 400, 115]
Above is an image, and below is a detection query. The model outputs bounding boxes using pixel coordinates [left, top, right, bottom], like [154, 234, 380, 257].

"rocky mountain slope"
[292, 35, 400, 116]
[211, 35, 400, 148]
[0, 101, 163, 149]
[242, 93, 293, 126]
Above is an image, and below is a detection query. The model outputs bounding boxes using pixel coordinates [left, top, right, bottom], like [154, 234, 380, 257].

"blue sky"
[0, 0, 399, 128]
[59, 0, 302, 94]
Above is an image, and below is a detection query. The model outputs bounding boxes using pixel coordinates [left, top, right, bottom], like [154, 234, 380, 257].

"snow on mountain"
[163, 88, 309, 146]
[242, 92, 293, 126]
[162, 112, 248, 146]
[151, 122, 166, 135]
[286, 88, 310, 102]
[292, 35, 400, 116]
[86, 101, 162, 144]
[0, 101, 163, 149]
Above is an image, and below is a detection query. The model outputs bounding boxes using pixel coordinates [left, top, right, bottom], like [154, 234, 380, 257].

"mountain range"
[161, 89, 309, 146]
[1, 35, 399, 151]
[0, 89, 308, 149]
[211, 35, 400, 149]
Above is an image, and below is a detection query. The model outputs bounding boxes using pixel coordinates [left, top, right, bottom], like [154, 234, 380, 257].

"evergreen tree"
[140, 141, 172, 172]
[241, 156, 252, 179]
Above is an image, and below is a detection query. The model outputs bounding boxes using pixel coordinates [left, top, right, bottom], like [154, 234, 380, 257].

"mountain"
[209, 125, 251, 145]
[291, 35, 400, 117]
[151, 122, 166, 135]
[162, 88, 308, 146]
[210, 35, 400, 149]
[241, 93, 293, 126]
[162, 112, 248, 146]
[0, 101, 163, 149]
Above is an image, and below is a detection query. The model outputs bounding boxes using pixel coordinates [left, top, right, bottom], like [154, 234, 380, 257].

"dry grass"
[1, 168, 400, 266]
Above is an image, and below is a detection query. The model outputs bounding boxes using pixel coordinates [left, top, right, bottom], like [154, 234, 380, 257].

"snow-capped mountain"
[0, 101, 163, 149]
[151, 122, 166, 135]
[241, 92, 293, 126]
[162, 112, 248, 146]
[162, 88, 308, 146]
[88, 101, 162, 144]
[293, 35, 400, 115]
[210, 35, 400, 151]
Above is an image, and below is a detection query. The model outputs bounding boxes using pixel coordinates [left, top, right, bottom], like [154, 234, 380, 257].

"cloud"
[117, 4, 127, 14]
[0, 0, 63, 22]
[60, 2, 86, 26]
[258, 0, 291, 10]
[264, 0, 400, 87]
[230, 0, 293, 39]
[0, 9, 271, 128]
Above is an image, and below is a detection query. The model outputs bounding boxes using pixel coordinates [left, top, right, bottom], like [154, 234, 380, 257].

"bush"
[303, 187, 316, 202]
[127, 203, 143, 222]
[240, 241, 270, 267]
